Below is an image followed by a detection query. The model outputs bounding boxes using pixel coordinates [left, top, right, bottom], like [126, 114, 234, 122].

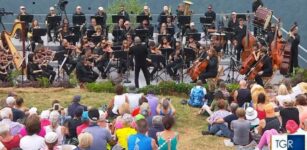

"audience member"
[115, 114, 136, 149]
[0, 107, 23, 136]
[68, 95, 87, 117]
[156, 98, 176, 116]
[76, 132, 93, 150]
[0, 124, 20, 150]
[43, 132, 58, 150]
[125, 86, 143, 110]
[148, 115, 164, 144]
[66, 107, 83, 143]
[108, 85, 129, 117]
[280, 100, 299, 132]
[146, 91, 159, 116]
[5, 97, 25, 122]
[188, 80, 207, 107]
[231, 108, 251, 146]
[276, 84, 291, 107]
[233, 80, 251, 107]
[45, 111, 64, 145]
[254, 93, 267, 120]
[257, 103, 280, 135]
[157, 115, 179, 150]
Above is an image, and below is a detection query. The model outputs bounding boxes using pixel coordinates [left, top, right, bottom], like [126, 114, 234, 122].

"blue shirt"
[128, 133, 152, 150]
[84, 125, 112, 150]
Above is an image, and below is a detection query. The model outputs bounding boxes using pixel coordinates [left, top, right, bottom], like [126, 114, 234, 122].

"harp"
[1, 21, 25, 71]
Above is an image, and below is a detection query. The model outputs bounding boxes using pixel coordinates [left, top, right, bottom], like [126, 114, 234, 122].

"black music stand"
[33, 28, 47, 37]
[150, 54, 166, 81]
[64, 35, 78, 44]
[157, 34, 172, 44]
[91, 16, 104, 26]
[69, 26, 80, 34]
[20, 15, 33, 23]
[187, 33, 201, 41]
[72, 15, 86, 25]
[183, 48, 196, 65]
[161, 48, 174, 65]
[159, 15, 173, 23]
[113, 50, 131, 83]
[91, 35, 102, 45]
[112, 29, 124, 43]
[111, 46, 122, 51]
[167, 27, 175, 36]
[200, 16, 213, 26]
[47, 16, 62, 24]
[135, 29, 149, 42]
[86, 29, 95, 38]
[112, 15, 125, 23]
[136, 15, 149, 23]
[178, 16, 191, 25]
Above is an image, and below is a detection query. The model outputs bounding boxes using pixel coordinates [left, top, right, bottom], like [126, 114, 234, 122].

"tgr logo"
[272, 135, 305, 150]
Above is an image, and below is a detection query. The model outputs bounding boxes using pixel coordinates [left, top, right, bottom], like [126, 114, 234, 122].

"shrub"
[37, 77, 50, 88]
[226, 83, 240, 93]
[291, 68, 307, 85]
[86, 81, 115, 93]
[68, 73, 78, 88]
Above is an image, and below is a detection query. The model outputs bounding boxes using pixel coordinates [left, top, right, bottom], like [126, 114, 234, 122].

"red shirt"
[2, 135, 20, 150]
[256, 107, 266, 120]
[76, 122, 89, 135]
[131, 107, 140, 117]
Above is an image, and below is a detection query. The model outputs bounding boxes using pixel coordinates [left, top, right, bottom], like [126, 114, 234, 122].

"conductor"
[129, 36, 150, 88]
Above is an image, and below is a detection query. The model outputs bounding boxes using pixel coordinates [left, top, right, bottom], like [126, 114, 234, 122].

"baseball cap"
[45, 132, 58, 144]
[88, 108, 100, 122]
[98, 7, 104, 11]
[73, 95, 81, 102]
[135, 114, 145, 121]
[50, 7, 55, 11]
[20, 6, 25, 9]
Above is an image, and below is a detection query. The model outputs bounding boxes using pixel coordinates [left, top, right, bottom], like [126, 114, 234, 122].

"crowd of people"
[0, 84, 179, 150]
[187, 79, 307, 149]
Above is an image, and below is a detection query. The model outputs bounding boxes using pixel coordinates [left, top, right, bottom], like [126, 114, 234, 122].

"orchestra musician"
[59, 39, 79, 75]
[166, 16, 175, 29]
[252, 48, 273, 86]
[193, 47, 218, 83]
[228, 12, 239, 30]
[72, 6, 85, 26]
[29, 19, 44, 52]
[113, 18, 126, 43]
[129, 36, 150, 88]
[95, 7, 107, 28]
[94, 39, 112, 79]
[88, 18, 98, 31]
[166, 41, 183, 80]
[76, 56, 99, 83]
[176, 3, 184, 16]
[123, 21, 135, 37]
[45, 7, 60, 42]
[136, 19, 154, 39]
[122, 39, 134, 70]
[289, 24, 300, 74]
[204, 4, 216, 26]
[158, 6, 172, 25]
[233, 18, 246, 61]
[140, 5, 152, 20]
[185, 36, 200, 67]
[0, 53, 12, 82]
[117, 5, 130, 21]
[185, 22, 198, 36]
[148, 41, 162, 80]
[58, 22, 71, 42]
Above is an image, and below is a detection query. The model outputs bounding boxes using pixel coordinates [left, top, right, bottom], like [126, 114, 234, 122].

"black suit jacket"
[130, 44, 148, 67]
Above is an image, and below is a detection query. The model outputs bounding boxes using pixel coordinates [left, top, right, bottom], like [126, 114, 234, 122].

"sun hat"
[45, 132, 58, 144]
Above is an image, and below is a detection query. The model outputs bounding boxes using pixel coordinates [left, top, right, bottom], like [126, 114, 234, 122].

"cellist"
[192, 47, 218, 83]
[252, 48, 273, 86]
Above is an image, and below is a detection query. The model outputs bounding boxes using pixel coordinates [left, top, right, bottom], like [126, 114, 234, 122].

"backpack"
[188, 87, 205, 107]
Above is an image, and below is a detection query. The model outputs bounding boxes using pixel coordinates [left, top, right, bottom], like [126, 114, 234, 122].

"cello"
[239, 47, 257, 75]
[280, 22, 297, 75]
[270, 19, 284, 70]
[246, 50, 267, 80]
[241, 14, 256, 62]
[188, 49, 209, 81]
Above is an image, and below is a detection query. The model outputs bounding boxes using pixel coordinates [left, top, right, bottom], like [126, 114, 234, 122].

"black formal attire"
[158, 12, 172, 24]
[94, 48, 110, 78]
[289, 34, 300, 73]
[29, 27, 44, 52]
[185, 28, 198, 36]
[58, 45, 77, 75]
[76, 62, 98, 83]
[255, 55, 273, 86]
[205, 11, 216, 22]
[72, 12, 85, 26]
[234, 25, 246, 61]
[199, 56, 218, 83]
[26, 61, 43, 81]
[252, 0, 264, 36]
[95, 12, 108, 27]
[45, 13, 60, 41]
[166, 52, 183, 78]
[113, 25, 126, 43]
[129, 44, 150, 88]
[16, 13, 30, 39]
[41, 64, 56, 84]
[0, 64, 8, 82]
[118, 11, 130, 21]
[139, 11, 152, 20]
[136, 24, 154, 40]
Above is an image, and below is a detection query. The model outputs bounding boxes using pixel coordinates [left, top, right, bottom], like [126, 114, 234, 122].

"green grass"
[0, 88, 234, 150]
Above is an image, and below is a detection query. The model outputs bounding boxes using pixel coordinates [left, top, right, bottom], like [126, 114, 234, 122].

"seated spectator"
[0, 142, 5, 150]
[257, 129, 279, 150]
[245, 107, 260, 129]
[114, 103, 133, 130]
[115, 114, 137, 149]
[148, 115, 164, 144]
[199, 91, 229, 115]
[131, 97, 148, 117]
[76, 132, 93, 150]
[0, 124, 20, 150]
[156, 98, 176, 116]
[157, 115, 179, 150]
[77, 111, 89, 135]
[108, 85, 129, 118]
[202, 100, 231, 136]
[19, 115, 46, 137]
[20, 114, 46, 150]
[188, 80, 207, 107]
[45, 111, 64, 145]
[276, 84, 291, 107]
[254, 93, 267, 120]
[233, 80, 251, 107]
[280, 100, 299, 132]
[84, 108, 115, 150]
[0, 107, 23, 136]
[68, 95, 87, 118]
[146, 91, 159, 117]
[218, 81, 230, 100]
[65, 107, 83, 144]
[295, 94, 307, 127]
[257, 103, 280, 135]
[251, 84, 267, 106]
[128, 118, 157, 150]
[40, 110, 51, 127]
[43, 132, 58, 150]
[5, 96, 25, 122]
[125, 86, 144, 110]
[15, 97, 28, 113]
[231, 108, 251, 146]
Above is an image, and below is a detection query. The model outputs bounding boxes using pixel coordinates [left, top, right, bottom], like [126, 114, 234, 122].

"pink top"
[40, 119, 51, 127]
[20, 127, 46, 137]
[76, 122, 89, 135]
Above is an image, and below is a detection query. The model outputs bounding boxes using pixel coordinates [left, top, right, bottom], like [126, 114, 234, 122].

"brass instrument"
[1, 21, 24, 71]
[183, 0, 193, 16]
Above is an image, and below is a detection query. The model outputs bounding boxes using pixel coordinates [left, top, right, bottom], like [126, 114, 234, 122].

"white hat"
[245, 107, 258, 120]
[163, 6, 168, 11]
[190, 22, 195, 26]
[49, 7, 55, 11]
[76, 6, 81, 9]
[40, 110, 50, 119]
[29, 107, 38, 115]
[231, 11, 237, 15]
[144, 5, 149, 10]
[98, 7, 104, 11]
[20, 6, 25, 9]
[45, 132, 58, 144]
[6, 97, 16, 105]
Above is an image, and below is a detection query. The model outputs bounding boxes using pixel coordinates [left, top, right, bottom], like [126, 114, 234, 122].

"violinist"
[94, 39, 112, 79]
[289, 24, 300, 74]
[76, 56, 99, 83]
[124, 21, 135, 38]
[166, 41, 183, 80]
[93, 25, 103, 38]
[233, 18, 246, 61]
[88, 18, 97, 31]
[80, 36, 95, 52]
[149, 41, 164, 80]
[59, 39, 78, 75]
[194, 48, 218, 83]
[136, 19, 154, 39]
[253, 48, 273, 86]
[122, 40, 134, 70]
[159, 23, 168, 35]
[29, 19, 44, 52]
[59, 22, 71, 42]
[185, 36, 200, 67]
[0, 56, 11, 82]
[158, 36, 172, 49]
[27, 53, 43, 81]
[45, 7, 60, 42]
[34, 49, 56, 84]
[126, 34, 134, 47]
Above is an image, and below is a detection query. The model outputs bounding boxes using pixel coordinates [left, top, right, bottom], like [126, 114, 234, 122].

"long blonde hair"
[278, 84, 289, 95]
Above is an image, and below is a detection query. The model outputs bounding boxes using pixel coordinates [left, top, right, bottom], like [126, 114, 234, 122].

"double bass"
[241, 15, 256, 62]
[270, 19, 284, 70]
[280, 22, 297, 75]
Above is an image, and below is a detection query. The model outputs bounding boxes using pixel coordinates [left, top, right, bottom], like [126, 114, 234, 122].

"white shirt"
[112, 94, 126, 114]
[276, 95, 293, 107]
[45, 125, 64, 145]
[125, 93, 143, 111]
[20, 134, 46, 150]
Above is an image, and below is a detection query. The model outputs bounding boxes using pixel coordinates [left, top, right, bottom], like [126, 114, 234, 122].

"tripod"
[224, 56, 241, 83]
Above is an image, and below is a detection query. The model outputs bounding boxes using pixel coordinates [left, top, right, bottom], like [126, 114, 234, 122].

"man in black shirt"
[45, 7, 60, 42]
[72, 6, 85, 26]
[234, 18, 246, 61]
[289, 25, 300, 73]
[118, 5, 130, 21]
[76, 56, 99, 83]
[129, 37, 150, 88]
[205, 5, 216, 24]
